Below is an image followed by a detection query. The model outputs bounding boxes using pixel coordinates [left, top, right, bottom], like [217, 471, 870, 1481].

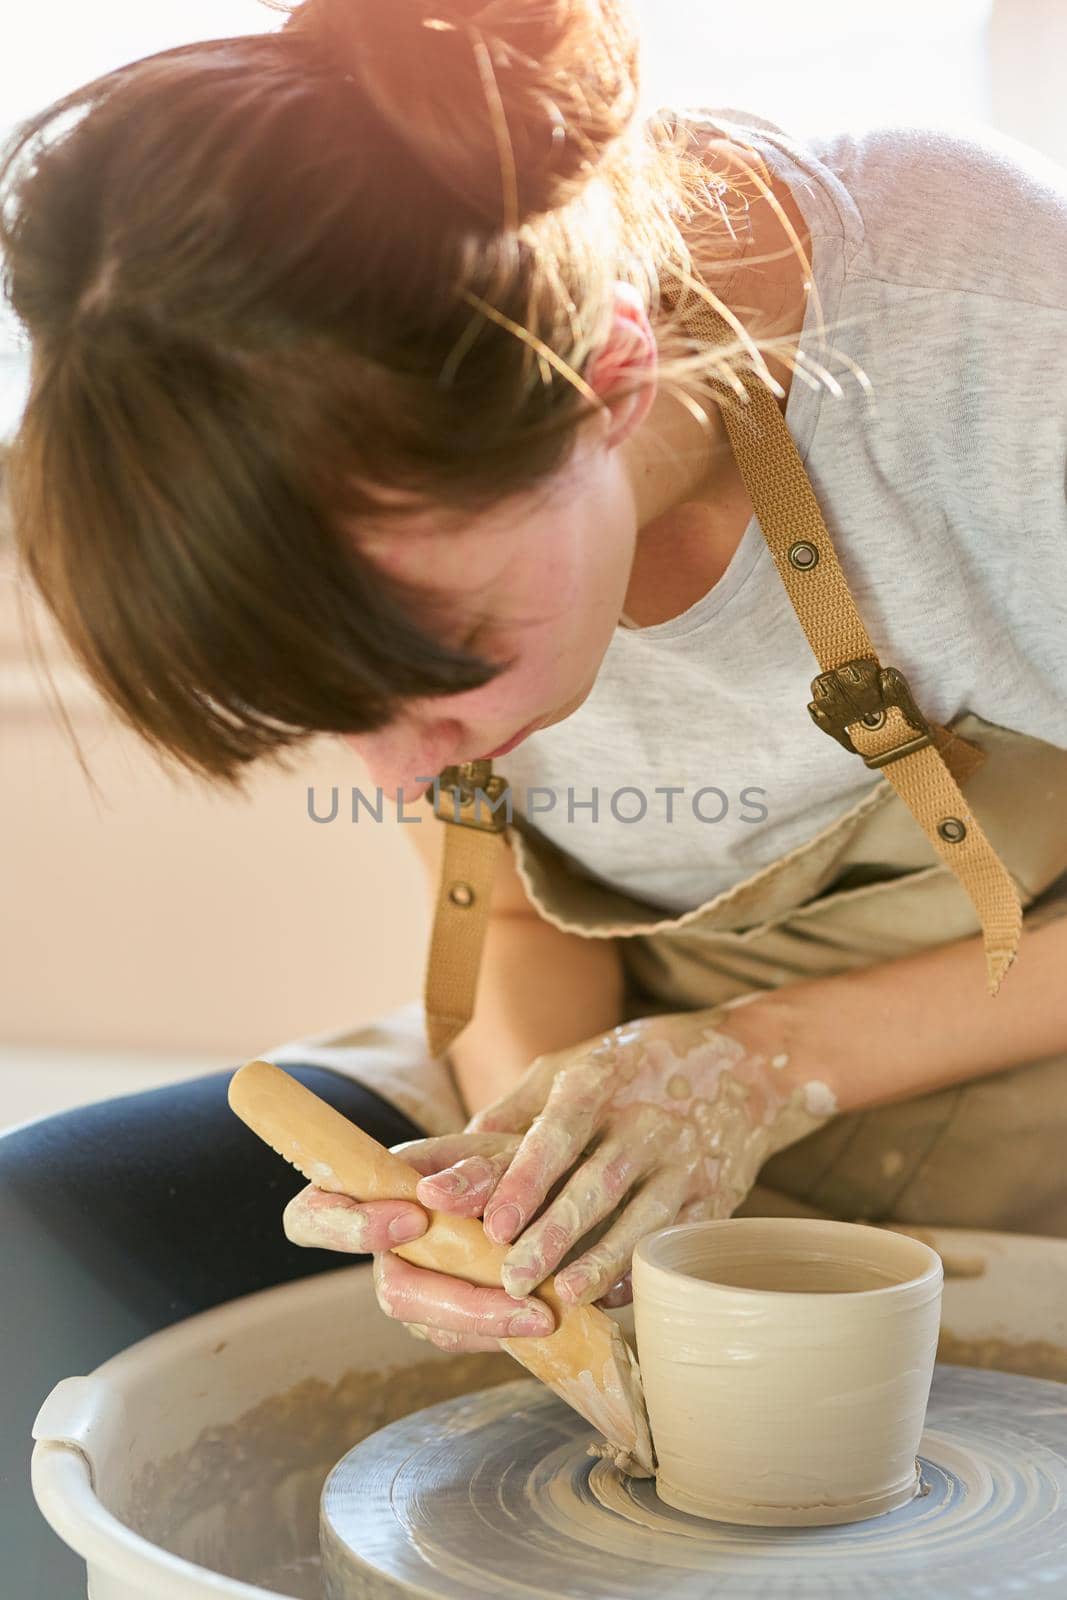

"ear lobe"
[600, 375, 656, 450]
[586, 306, 657, 401]
[580, 283, 658, 448]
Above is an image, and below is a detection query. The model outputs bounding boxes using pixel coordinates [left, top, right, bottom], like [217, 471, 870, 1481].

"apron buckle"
[808, 658, 934, 769]
[425, 760, 511, 832]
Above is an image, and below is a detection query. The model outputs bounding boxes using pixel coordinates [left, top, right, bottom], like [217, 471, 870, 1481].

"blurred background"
[2, 0, 1065, 1125]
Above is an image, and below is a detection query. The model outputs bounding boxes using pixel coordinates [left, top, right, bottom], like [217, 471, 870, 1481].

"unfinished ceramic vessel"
[630, 1217, 943, 1526]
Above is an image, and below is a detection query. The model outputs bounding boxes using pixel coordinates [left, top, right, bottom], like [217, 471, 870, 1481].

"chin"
[541, 678, 597, 729]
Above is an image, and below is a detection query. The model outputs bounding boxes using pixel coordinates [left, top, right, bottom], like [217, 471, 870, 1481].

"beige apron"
[507, 712, 1067, 1235]
[418, 282, 1067, 1238]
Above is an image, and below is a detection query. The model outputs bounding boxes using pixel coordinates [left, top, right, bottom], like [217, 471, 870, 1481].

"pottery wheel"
[320, 1364, 1067, 1600]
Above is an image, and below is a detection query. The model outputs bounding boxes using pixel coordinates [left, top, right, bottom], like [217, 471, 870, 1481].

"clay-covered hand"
[452, 998, 838, 1306]
[283, 1131, 561, 1354]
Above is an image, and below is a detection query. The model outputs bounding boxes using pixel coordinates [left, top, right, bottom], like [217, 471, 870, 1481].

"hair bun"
[284, 0, 641, 230]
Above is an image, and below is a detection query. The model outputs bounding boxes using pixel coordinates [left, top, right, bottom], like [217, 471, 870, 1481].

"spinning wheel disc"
[321, 1365, 1067, 1599]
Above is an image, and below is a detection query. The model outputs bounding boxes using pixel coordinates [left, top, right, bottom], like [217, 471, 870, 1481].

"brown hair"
[0, 0, 807, 790]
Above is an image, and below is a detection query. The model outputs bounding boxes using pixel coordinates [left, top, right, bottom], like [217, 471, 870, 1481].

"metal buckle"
[424, 760, 511, 832]
[808, 658, 934, 770]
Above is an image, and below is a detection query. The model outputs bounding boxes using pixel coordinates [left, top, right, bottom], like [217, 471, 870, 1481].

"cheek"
[535, 529, 630, 659]
[460, 652, 560, 722]
[472, 586, 591, 713]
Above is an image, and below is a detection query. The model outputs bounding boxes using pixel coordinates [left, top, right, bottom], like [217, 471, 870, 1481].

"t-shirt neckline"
[613, 105, 864, 644]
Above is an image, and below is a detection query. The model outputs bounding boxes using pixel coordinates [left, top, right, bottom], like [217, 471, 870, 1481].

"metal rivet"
[937, 817, 967, 844]
[448, 881, 475, 907]
[860, 710, 886, 730]
[788, 540, 819, 570]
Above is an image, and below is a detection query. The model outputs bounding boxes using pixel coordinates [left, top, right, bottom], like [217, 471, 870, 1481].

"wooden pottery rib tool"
[228, 1059, 654, 1474]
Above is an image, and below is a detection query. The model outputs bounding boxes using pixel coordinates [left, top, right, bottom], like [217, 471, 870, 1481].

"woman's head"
[0, 0, 767, 793]
[342, 287, 658, 794]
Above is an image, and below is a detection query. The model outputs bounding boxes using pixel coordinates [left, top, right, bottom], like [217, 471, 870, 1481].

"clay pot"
[631, 1217, 943, 1526]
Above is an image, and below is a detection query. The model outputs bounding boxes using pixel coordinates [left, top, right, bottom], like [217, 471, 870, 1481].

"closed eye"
[458, 624, 520, 678]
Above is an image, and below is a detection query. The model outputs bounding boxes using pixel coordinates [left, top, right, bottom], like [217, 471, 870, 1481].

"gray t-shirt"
[500, 107, 1067, 914]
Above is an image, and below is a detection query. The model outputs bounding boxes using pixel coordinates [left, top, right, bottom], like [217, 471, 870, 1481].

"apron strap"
[684, 291, 1021, 995]
[422, 763, 510, 1059]
[421, 278, 1022, 1055]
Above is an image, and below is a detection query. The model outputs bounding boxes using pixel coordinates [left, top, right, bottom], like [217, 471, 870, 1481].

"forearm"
[766, 915, 1067, 1116]
[449, 914, 625, 1119]
[411, 908, 1066, 1317]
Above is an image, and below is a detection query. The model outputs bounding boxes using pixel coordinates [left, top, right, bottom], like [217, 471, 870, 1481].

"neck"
[624, 131, 811, 532]
[618, 141, 810, 626]
[623, 386, 736, 531]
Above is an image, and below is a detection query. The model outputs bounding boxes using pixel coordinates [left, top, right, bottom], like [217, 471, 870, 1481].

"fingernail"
[485, 1203, 522, 1243]
[388, 1214, 425, 1244]
[423, 1168, 469, 1197]
[506, 1308, 554, 1337]
[556, 1266, 594, 1302]
[500, 1261, 539, 1299]
[337, 1216, 375, 1254]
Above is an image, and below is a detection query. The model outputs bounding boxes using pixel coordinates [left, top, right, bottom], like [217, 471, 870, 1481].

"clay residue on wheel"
[125, 1350, 515, 1598]
[321, 1366, 1067, 1599]
[881, 1224, 987, 1279]
[937, 1329, 1067, 1383]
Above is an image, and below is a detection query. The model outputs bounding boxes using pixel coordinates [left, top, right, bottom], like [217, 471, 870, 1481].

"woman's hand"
[450, 996, 838, 1306]
[282, 1132, 559, 1353]
[281, 993, 836, 1350]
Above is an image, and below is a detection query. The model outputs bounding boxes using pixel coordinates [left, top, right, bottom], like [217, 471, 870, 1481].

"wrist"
[711, 986, 811, 1092]
[707, 987, 844, 1159]
[630, 991, 839, 1157]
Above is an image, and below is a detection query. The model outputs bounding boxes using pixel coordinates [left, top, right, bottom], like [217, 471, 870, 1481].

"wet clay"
[630, 1218, 943, 1524]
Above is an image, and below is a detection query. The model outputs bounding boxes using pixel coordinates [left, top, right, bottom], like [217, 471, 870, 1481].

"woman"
[5, 0, 1067, 1372]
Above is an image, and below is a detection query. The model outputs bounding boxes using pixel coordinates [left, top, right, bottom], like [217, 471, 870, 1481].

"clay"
[630, 1217, 943, 1524]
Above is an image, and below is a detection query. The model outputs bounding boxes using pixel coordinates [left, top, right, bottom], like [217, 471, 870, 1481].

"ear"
[585, 281, 658, 448]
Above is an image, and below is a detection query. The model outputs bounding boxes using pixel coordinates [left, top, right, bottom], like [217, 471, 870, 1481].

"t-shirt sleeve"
[819, 120, 1067, 313]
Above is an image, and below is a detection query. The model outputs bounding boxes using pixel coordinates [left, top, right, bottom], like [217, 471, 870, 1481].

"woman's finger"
[371, 1252, 556, 1341]
[497, 1133, 653, 1298]
[406, 1322, 505, 1354]
[552, 1166, 693, 1306]
[283, 1186, 427, 1253]
[482, 1063, 616, 1244]
[390, 1132, 520, 1176]
[596, 1271, 633, 1309]
[415, 1145, 519, 1216]
[674, 1194, 729, 1225]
